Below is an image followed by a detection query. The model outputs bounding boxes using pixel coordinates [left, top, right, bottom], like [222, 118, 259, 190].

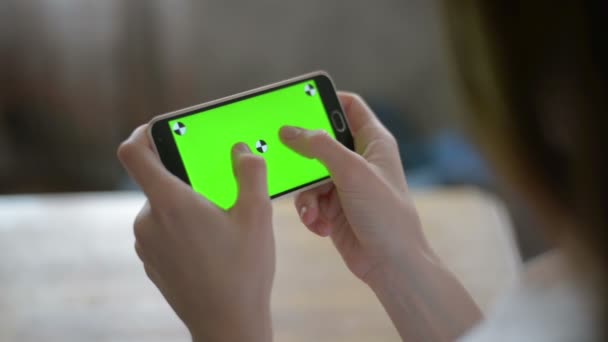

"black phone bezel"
[150, 73, 354, 198]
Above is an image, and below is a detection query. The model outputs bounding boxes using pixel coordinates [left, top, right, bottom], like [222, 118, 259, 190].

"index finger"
[117, 125, 187, 203]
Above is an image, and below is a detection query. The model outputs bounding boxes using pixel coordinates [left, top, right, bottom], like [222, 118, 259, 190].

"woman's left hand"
[117, 125, 275, 342]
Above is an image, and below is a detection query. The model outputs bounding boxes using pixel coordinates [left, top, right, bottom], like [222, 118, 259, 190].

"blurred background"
[0, 1, 549, 340]
[0, 0, 469, 192]
[0, 0, 547, 257]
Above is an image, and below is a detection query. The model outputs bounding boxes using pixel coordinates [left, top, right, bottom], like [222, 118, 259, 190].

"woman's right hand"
[281, 93, 481, 341]
[280, 92, 437, 285]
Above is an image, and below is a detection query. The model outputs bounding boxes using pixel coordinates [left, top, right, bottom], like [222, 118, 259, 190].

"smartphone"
[148, 71, 354, 209]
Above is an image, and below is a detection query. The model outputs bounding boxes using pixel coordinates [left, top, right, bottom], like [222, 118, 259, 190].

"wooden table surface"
[0, 188, 520, 342]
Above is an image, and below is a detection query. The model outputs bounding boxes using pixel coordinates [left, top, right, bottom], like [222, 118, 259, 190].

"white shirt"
[460, 253, 598, 342]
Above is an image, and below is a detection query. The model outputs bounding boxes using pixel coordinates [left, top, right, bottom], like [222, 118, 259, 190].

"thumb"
[231, 143, 271, 217]
[279, 126, 366, 188]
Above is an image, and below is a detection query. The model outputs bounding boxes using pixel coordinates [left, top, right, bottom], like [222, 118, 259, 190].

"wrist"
[364, 245, 442, 293]
[189, 305, 273, 342]
[366, 248, 482, 341]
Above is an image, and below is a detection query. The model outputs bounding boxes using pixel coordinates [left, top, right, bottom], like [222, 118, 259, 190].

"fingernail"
[280, 126, 302, 140]
[299, 205, 309, 223]
[235, 142, 251, 154]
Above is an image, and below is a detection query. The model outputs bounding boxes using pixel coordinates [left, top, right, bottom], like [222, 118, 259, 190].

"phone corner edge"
[146, 118, 162, 157]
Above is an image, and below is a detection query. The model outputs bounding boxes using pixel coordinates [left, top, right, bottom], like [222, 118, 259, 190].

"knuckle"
[349, 92, 366, 105]
[147, 191, 188, 222]
[382, 131, 399, 150]
[239, 153, 267, 172]
[116, 140, 136, 163]
[134, 241, 146, 261]
[239, 201, 270, 222]
[133, 203, 160, 242]
[245, 190, 272, 211]
[308, 130, 332, 150]
[133, 212, 149, 242]
[294, 192, 305, 207]
[295, 190, 313, 208]
[345, 92, 370, 110]
[340, 91, 363, 103]
[153, 203, 181, 226]
[241, 200, 272, 225]
[366, 128, 399, 153]
[143, 265, 158, 282]
[338, 155, 370, 186]
[384, 130, 397, 146]
[258, 199, 273, 216]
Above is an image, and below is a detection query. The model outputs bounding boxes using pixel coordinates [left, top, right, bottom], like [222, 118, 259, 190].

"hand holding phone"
[120, 86, 481, 341]
[118, 125, 274, 341]
[279, 92, 433, 282]
[280, 93, 482, 340]
[149, 71, 353, 209]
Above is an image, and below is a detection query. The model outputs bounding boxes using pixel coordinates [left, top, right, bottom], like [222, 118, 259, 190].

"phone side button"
[331, 110, 346, 132]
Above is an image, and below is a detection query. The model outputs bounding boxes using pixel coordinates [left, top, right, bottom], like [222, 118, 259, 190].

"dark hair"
[442, 0, 608, 335]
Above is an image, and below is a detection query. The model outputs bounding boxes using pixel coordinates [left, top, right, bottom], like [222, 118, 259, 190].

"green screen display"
[168, 80, 335, 209]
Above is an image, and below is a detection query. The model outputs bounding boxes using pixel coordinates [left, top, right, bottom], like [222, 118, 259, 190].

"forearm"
[189, 305, 273, 342]
[369, 251, 482, 341]
[191, 325, 272, 342]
